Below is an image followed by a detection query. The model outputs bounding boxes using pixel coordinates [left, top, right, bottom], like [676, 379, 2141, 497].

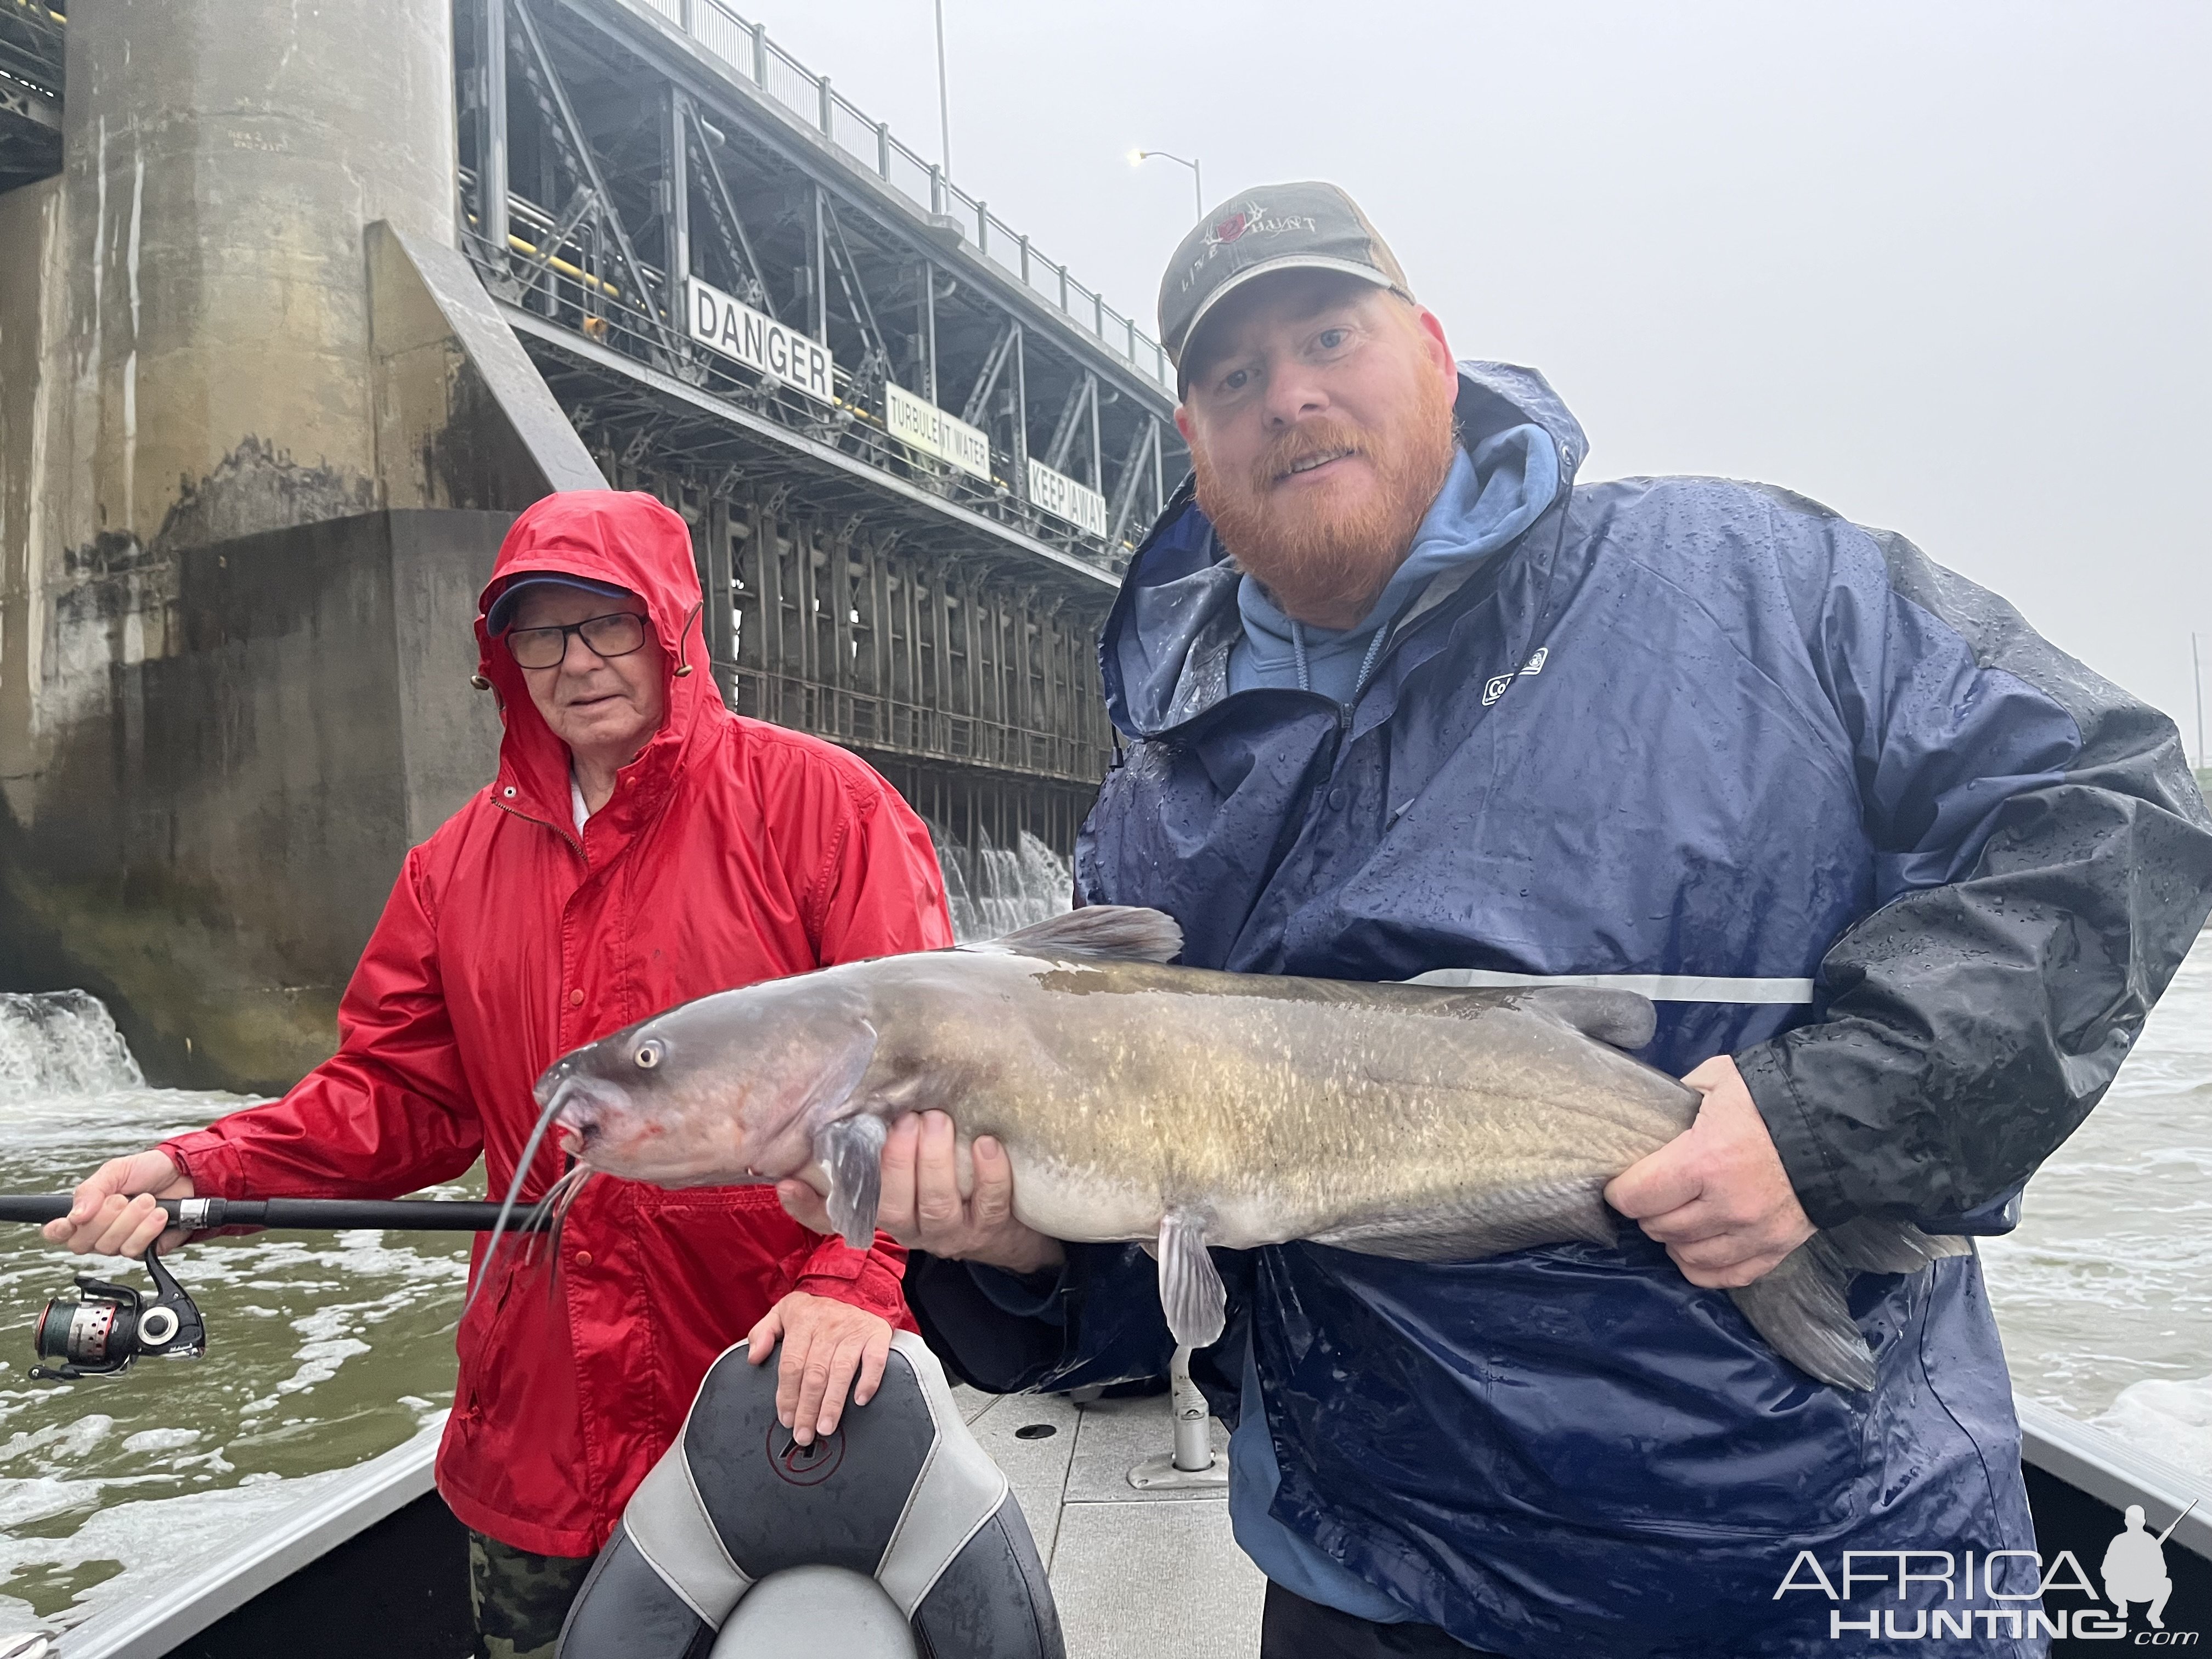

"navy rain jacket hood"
[907, 364, 2212, 1657]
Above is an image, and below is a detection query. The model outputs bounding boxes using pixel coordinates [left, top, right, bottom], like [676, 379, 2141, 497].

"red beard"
[1193, 374, 1455, 626]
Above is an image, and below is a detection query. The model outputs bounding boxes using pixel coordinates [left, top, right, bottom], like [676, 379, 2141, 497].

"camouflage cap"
[1157, 181, 1413, 383]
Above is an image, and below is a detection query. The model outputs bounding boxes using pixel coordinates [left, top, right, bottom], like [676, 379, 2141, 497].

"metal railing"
[732, 669, 1113, 786]
[0, 0, 66, 111]
[460, 174, 1135, 572]
[636, 0, 1172, 392]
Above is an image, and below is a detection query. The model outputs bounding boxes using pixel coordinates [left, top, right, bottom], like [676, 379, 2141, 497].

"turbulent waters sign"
[885, 383, 992, 481]
[685, 276, 835, 404]
[1025, 458, 1108, 537]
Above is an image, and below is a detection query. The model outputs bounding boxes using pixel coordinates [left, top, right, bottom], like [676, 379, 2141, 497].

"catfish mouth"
[540, 1071, 640, 1164]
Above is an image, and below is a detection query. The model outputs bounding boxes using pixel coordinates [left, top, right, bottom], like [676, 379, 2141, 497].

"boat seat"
[557, 1330, 1064, 1658]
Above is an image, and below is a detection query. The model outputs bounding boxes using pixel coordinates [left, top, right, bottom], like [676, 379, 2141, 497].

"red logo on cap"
[1214, 212, 1249, 244]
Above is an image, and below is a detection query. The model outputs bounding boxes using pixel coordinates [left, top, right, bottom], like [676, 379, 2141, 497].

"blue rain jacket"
[905, 364, 2212, 1657]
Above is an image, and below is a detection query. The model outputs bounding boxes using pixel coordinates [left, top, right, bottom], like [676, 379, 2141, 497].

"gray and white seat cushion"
[558, 1330, 1063, 1658]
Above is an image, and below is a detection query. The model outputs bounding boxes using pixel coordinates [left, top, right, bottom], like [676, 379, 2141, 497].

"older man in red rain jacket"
[45, 490, 954, 1656]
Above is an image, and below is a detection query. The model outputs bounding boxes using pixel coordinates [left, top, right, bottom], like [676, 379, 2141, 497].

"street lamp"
[934, 0, 953, 176]
[1132, 149, 1205, 220]
[2194, 631, 2206, 773]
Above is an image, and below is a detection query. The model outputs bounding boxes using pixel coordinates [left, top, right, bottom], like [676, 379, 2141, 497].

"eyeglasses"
[504, 611, 650, 670]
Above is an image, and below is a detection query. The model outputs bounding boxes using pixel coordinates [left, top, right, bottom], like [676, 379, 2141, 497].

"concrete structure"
[0, 2, 605, 1087]
[0, 0, 1183, 1090]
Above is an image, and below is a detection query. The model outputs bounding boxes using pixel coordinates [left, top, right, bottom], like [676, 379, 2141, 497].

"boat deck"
[31, 1385, 2212, 1658]
[954, 1386, 1263, 1658]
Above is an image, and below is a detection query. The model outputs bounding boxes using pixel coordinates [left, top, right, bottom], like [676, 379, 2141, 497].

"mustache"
[1251, 420, 1369, 488]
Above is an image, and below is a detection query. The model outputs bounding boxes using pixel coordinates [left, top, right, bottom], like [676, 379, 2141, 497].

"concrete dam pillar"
[0, 2, 603, 1089]
[53, 0, 456, 554]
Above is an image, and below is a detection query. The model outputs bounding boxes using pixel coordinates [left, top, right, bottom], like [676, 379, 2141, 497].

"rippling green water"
[0, 1067, 481, 1634]
[1980, 931, 2212, 1450]
[2, 929, 2208, 1640]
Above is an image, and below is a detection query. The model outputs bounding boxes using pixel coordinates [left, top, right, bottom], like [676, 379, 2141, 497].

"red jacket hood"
[476, 491, 715, 827]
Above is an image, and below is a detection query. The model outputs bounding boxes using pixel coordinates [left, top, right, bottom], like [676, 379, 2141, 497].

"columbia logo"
[1482, 647, 1548, 707]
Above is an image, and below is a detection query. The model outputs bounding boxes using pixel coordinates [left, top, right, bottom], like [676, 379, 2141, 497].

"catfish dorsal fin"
[976, 904, 1183, 963]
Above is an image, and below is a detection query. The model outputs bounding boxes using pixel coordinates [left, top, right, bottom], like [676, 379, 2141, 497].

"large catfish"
[523, 906, 1963, 1390]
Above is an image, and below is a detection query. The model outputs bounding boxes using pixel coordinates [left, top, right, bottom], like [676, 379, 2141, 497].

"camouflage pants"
[468, 1530, 596, 1659]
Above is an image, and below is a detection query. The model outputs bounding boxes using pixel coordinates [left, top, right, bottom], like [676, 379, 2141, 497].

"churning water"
[1, 916, 2206, 1640]
[0, 997, 479, 1637]
[1981, 933, 2212, 1473]
[932, 828, 1075, 943]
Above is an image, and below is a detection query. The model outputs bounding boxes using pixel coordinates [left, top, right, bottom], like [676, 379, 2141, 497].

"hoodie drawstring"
[1290, 619, 1393, 706]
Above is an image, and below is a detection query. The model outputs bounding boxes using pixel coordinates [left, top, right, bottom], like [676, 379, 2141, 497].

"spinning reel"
[1, 1192, 550, 1383]
[30, 1242, 206, 1381]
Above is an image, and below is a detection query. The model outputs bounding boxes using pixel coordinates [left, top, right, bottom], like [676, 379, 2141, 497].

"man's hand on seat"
[776, 1110, 1065, 1276]
[746, 1291, 892, 1447]
[1604, 1056, 1816, 1288]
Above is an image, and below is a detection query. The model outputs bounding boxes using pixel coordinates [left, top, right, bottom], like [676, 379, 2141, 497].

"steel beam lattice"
[0, 0, 64, 189]
[454, 0, 1184, 825]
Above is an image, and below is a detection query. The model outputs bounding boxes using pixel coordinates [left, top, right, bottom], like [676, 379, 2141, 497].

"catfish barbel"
[524, 906, 1963, 1389]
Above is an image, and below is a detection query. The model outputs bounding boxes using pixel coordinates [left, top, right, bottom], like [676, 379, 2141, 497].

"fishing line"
[534, 1164, 595, 1306]
[465, 1084, 571, 1321]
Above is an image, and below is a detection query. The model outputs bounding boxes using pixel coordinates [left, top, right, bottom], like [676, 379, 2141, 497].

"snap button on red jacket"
[161, 492, 953, 1557]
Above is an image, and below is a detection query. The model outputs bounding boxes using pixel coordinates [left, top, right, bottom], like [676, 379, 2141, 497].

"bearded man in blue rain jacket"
[780, 183, 2212, 1657]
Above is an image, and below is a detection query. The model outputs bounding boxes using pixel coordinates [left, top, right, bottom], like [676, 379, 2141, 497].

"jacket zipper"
[492, 793, 584, 861]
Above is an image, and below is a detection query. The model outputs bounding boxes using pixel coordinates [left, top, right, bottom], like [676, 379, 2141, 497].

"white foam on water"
[0, 1464, 354, 1633]
[1, 1415, 115, 1465]
[2094, 1374, 2212, 1483]
[933, 827, 1072, 943]
[0, 992, 143, 1098]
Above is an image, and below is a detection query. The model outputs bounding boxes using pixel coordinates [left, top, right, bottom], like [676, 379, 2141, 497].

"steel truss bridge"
[456, 0, 1189, 855]
[6, 0, 1188, 857]
[0, 0, 61, 192]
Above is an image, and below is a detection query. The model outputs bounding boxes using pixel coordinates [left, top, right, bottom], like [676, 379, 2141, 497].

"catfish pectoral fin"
[1728, 1218, 1963, 1391]
[1157, 1210, 1226, 1349]
[820, 1114, 888, 1250]
[1512, 986, 1658, 1050]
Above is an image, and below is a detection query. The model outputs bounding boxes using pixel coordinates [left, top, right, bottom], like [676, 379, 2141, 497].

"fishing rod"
[0, 1194, 550, 1383]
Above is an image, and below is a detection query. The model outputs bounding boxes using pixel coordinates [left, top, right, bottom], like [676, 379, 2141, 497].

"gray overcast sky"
[750, 1, 2210, 747]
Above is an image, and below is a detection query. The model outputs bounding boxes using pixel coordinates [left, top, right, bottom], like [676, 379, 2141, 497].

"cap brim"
[1175, 256, 1398, 383]
[486, 573, 637, 635]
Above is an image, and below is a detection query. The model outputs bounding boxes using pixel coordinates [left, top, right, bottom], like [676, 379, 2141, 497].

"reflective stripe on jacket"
[162, 492, 953, 1556]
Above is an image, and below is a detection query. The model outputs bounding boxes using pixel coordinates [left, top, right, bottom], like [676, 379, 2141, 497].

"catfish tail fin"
[1728, 1219, 1970, 1390]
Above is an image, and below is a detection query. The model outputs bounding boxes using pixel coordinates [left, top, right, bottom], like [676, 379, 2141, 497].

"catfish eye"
[634, 1040, 664, 1070]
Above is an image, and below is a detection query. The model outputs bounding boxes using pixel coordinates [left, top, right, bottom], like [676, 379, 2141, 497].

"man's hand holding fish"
[776, 1111, 1062, 1277]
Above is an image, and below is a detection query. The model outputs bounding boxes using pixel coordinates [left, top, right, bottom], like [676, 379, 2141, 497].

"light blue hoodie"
[1226, 424, 1560, 705]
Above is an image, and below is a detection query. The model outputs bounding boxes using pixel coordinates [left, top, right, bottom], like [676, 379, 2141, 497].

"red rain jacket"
[161, 492, 953, 1556]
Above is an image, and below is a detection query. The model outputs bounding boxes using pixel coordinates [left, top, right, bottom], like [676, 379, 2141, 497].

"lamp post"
[2194, 631, 2205, 773]
[1133, 149, 1205, 220]
[933, 0, 953, 176]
